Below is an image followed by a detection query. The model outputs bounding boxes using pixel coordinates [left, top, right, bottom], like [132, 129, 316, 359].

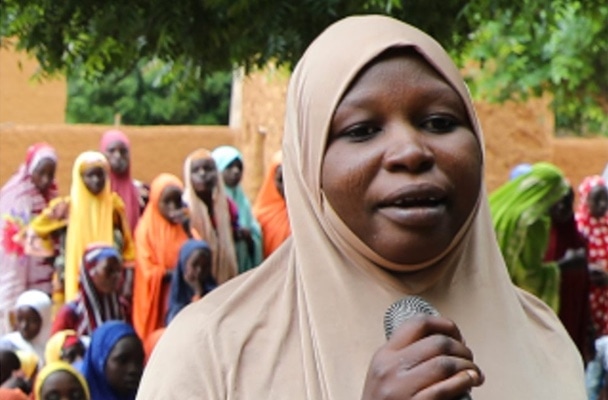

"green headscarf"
[489, 162, 570, 312]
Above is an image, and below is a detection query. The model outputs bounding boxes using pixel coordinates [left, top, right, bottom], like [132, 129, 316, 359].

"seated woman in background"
[28, 151, 135, 304]
[253, 151, 291, 258]
[132, 174, 193, 341]
[0, 143, 58, 335]
[489, 162, 571, 312]
[166, 239, 215, 324]
[52, 244, 127, 336]
[80, 321, 144, 400]
[212, 146, 263, 273]
[183, 149, 238, 284]
[33, 361, 90, 400]
[0, 290, 51, 366]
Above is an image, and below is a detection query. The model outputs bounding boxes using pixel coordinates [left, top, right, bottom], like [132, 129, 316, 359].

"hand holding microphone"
[361, 296, 483, 400]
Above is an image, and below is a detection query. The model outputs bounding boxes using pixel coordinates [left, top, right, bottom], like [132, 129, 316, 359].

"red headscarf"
[100, 129, 140, 234]
[576, 175, 608, 269]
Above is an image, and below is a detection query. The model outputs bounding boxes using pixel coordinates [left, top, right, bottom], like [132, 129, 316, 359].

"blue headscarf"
[166, 240, 215, 324]
[80, 321, 140, 400]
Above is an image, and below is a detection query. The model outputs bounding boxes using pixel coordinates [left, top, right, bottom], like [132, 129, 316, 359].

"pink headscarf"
[100, 129, 140, 233]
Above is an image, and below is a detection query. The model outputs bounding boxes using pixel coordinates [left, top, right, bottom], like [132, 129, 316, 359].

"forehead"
[160, 185, 182, 199]
[17, 305, 39, 318]
[191, 157, 216, 169]
[106, 140, 128, 151]
[109, 335, 142, 356]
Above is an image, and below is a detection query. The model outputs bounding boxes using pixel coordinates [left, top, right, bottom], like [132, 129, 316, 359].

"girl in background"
[28, 151, 135, 303]
[80, 321, 144, 400]
[0, 143, 57, 334]
[253, 151, 290, 258]
[212, 146, 263, 273]
[33, 361, 89, 400]
[183, 149, 238, 284]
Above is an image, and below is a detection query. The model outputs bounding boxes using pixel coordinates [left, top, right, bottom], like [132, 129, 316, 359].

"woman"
[489, 162, 571, 312]
[212, 145, 263, 273]
[80, 321, 144, 400]
[0, 143, 57, 335]
[52, 244, 127, 336]
[253, 151, 290, 258]
[132, 174, 191, 340]
[576, 175, 608, 336]
[33, 361, 90, 400]
[166, 239, 215, 324]
[183, 149, 238, 284]
[138, 15, 584, 399]
[28, 151, 135, 303]
[44, 329, 85, 365]
[0, 290, 51, 365]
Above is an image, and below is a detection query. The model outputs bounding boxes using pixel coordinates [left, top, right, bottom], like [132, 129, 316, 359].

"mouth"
[377, 184, 448, 227]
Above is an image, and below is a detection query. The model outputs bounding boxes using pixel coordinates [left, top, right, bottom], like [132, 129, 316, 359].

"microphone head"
[384, 296, 439, 339]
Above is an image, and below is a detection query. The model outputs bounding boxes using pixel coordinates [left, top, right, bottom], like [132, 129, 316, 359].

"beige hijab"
[183, 149, 238, 284]
[137, 15, 585, 399]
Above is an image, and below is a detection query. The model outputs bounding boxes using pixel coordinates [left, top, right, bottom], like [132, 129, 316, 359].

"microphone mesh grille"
[384, 296, 439, 339]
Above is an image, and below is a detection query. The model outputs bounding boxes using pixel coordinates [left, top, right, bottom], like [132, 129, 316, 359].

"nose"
[382, 122, 434, 173]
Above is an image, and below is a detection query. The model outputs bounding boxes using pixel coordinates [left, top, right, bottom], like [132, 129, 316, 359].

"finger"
[414, 366, 484, 399]
[387, 315, 464, 350]
[393, 333, 474, 372]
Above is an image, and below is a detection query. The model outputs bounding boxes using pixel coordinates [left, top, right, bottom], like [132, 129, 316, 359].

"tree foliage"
[66, 60, 231, 125]
[1, 0, 606, 134]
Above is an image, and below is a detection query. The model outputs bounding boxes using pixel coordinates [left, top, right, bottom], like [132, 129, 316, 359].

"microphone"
[384, 296, 472, 400]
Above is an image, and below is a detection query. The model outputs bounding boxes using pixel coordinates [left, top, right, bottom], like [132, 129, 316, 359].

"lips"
[376, 183, 448, 227]
[378, 184, 447, 209]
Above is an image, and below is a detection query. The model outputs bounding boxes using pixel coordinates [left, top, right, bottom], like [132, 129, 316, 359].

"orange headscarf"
[253, 151, 290, 258]
[132, 174, 189, 340]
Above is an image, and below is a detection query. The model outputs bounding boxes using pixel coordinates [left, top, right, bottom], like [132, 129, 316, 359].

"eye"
[337, 124, 382, 142]
[420, 115, 459, 133]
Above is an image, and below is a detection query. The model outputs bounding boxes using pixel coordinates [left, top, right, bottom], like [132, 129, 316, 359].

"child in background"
[33, 361, 89, 400]
[166, 239, 215, 324]
[80, 321, 144, 400]
[0, 290, 51, 365]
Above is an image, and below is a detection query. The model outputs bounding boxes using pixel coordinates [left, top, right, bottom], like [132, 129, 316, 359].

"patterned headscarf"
[74, 243, 126, 335]
[576, 175, 608, 269]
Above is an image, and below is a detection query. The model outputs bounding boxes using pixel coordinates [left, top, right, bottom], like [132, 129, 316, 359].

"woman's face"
[104, 335, 145, 395]
[184, 248, 212, 288]
[589, 184, 608, 218]
[90, 256, 123, 294]
[39, 370, 86, 400]
[190, 158, 218, 194]
[158, 185, 185, 224]
[81, 166, 106, 195]
[31, 158, 56, 194]
[15, 305, 42, 341]
[321, 52, 482, 265]
[222, 159, 243, 188]
[104, 140, 130, 176]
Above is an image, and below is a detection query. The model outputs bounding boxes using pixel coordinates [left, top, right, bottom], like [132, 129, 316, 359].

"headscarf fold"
[489, 162, 570, 311]
[0, 143, 57, 334]
[183, 149, 237, 284]
[133, 174, 189, 340]
[80, 321, 139, 400]
[212, 146, 263, 272]
[73, 244, 126, 335]
[101, 130, 141, 234]
[166, 239, 215, 324]
[137, 15, 585, 399]
[253, 151, 290, 257]
[34, 361, 90, 400]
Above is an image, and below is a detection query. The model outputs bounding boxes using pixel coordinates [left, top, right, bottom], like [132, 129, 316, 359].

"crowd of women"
[0, 133, 290, 399]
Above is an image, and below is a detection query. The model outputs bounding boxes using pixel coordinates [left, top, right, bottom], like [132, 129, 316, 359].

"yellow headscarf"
[44, 329, 78, 364]
[34, 361, 90, 400]
[15, 350, 39, 380]
[64, 152, 114, 301]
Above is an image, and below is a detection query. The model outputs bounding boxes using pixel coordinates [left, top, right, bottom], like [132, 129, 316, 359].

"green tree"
[66, 60, 231, 125]
[1, 0, 606, 134]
